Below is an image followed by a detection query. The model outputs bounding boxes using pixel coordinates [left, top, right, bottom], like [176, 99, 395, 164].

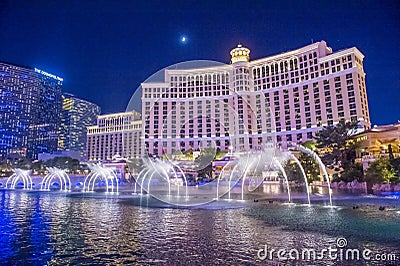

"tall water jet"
[139, 158, 175, 197]
[169, 162, 188, 198]
[134, 168, 148, 194]
[291, 142, 333, 206]
[241, 153, 259, 201]
[290, 154, 311, 206]
[216, 160, 236, 199]
[274, 157, 291, 203]
[228, 165, 239, 200]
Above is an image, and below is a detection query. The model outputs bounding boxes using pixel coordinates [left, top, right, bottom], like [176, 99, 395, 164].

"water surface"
[0, 190, 399, 265]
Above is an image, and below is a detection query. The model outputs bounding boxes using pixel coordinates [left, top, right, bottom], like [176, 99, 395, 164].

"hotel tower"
[142, 41, 370, 156]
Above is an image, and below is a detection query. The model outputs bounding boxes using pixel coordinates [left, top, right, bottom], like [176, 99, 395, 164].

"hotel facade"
[86, 111, 142, 162]
[142, 41, 371, 157]
[354, 122, 400, 169]
[0, 61, 63, 160]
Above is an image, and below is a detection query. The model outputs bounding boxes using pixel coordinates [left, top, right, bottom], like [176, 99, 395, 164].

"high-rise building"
[142, 41, 371, 156]
[59, 93, 101, 159]
[0, 61, 63, 159]
[86, 111, 142, 162]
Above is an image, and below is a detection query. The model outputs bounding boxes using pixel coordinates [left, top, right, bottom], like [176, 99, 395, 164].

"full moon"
[181, 36, 187, 43]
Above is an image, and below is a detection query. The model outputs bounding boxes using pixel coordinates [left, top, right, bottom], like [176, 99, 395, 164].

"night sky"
[0, 0, 399, 125]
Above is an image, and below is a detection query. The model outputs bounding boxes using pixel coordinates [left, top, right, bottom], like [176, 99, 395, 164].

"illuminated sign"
[34, 68, 63, 82]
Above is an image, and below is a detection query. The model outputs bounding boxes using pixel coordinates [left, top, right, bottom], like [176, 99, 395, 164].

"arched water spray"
[82, 172, 94, 192]
[216, 160, 236, 199]
[138, 169, 150, 194]
[147, 171, 156, 195]
[154, 159, 173, 197]
[158, 167, 172, 197]
[134, 168, 148, 194]
[138, 159, 173, 196]
[228, 152, 251, 200]
[228, 164, 239, 200]
[83, 164, 119, 193]
[142, 171, 154, 195]
[292, 143, 333, 206]
[169, 162, 188, 198]
[146, 161, 171, 196]
[88, 172, 109, 192]
[274, 157, 291, 203]
[41, 167, 71, 192]
[290, 154, 311, 205]
[6, 169, 32, 189]
[241, 154, 259, 200]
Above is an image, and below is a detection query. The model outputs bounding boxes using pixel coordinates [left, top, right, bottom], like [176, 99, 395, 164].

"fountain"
[290, 154, 311, 206]
[0, 143, 332, 208]
[287, 142, 333, 207]
[5, 169, 33, 190]
[126, 140, 333, 208]
[40, 167, 71, 192]
[83, 164, 119, 193]
[133, 158, 187, 198]
[211, 142, 333, 206]
[273, 157, 291, 203]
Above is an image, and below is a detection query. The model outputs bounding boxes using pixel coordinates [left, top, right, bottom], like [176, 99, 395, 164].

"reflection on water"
[0, 190, 399, 265]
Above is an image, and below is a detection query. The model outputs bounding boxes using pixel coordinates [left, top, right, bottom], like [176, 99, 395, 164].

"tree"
[365, 158, 396, 189]
[14, 158, 31, 170]
[0, 159, 13, 177]
[298, 152, 320, 182]
[388, 144, 394, 161]
[126, 158, 144, 180]
[302, 140, 317, 150]
[389, 157, 400, 184]
[194, 148, 216, 179]
[31, 160, 46, 175]
[43, 156, 82, 174]
[215, 148, 227, 160]
[339, 163, 364, 182]
[70, 159, 81, 174]
[283, 161, 303, 183]
[315, 120, 360, 181]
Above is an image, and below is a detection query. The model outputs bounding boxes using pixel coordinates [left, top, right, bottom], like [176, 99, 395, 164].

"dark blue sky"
[0, 0, 399, 125]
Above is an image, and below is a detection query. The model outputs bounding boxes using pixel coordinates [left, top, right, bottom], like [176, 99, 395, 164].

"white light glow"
[34, 68, 63, 82]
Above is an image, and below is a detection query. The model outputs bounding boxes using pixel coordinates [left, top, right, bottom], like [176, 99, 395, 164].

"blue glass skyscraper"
[0, 61, 62, 160]
[59, 93, 101, 160]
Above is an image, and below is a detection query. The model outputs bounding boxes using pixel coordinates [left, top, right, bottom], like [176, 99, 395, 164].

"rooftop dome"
[230, 44, 250, 63]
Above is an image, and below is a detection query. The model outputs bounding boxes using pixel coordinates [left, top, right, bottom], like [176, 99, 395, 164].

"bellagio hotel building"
[142, 41, 370, 157]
